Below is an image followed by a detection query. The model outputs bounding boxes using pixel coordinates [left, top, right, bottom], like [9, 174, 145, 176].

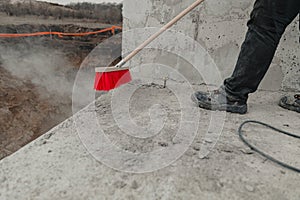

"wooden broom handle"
[116, 0, 205, 68]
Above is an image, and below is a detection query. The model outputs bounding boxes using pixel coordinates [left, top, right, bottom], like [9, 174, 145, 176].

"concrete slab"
[1, 85, 300, 200]
[122, 0, 300, 91]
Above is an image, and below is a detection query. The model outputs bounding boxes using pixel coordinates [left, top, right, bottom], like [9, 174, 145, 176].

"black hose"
[238, 120, 300, 173]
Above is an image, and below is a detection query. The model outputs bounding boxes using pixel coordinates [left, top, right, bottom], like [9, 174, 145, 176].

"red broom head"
[94, 68, 132, 91]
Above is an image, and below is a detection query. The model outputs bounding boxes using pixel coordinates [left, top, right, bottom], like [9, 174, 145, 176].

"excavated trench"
[0, 24, 121, 159]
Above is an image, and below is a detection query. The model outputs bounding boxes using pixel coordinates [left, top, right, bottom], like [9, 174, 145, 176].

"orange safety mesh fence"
[0, 25, 122, 38]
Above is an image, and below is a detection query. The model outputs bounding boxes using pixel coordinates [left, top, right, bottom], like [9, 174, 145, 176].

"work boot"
[279, 94, 300, 113]
[191, 89, 247, 114]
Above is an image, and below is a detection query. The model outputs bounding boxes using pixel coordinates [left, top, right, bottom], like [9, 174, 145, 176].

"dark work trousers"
[223, 0, 300, 103]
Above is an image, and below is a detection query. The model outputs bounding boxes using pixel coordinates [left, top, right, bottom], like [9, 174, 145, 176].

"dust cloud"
[0, 44, 75, 99]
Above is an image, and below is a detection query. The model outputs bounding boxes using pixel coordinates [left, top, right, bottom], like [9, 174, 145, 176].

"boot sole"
[191, 94, 247, 114]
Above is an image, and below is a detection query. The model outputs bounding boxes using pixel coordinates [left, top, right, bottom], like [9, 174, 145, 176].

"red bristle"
[94, 69, 132, 91]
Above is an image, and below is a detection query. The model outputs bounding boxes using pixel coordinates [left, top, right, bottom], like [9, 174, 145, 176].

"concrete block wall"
[122, 0, 299, 91]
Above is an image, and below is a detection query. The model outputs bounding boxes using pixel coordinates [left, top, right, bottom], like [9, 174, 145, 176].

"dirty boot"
[279, 94, 300, 113]
[191, 89, 248, 114]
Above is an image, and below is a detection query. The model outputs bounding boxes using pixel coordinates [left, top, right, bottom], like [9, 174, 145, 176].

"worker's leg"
[192, 0, 299, 114]
[223, 0, 300, 102]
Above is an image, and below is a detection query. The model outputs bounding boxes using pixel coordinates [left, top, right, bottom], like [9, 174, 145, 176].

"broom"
[94, 0, 205, 91]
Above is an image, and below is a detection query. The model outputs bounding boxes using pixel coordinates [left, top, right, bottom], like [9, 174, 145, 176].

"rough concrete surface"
[122, 0, 299, 91]
[0, 84, 299, 200]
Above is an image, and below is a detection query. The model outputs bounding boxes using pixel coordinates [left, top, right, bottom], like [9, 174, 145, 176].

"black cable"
[238, 120, 300, 173]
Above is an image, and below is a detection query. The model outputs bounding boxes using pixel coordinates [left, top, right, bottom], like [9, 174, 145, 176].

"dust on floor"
[0, 84, 299, 200]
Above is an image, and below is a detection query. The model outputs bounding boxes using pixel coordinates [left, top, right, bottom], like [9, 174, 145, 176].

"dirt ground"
[0, 65, 72, 159]
[0, 14, 121, 159]
[0, 12, 119, 28]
